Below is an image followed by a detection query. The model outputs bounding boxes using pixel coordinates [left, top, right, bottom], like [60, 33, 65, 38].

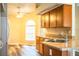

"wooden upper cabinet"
[63, 5, 72, 27]
[41, 12, 50, 28]
[50, 9, 56, 28]
[44, 12, 50, 28]
[56, 4, 72, 28]
[56, 5, 63, 27]
[41, 4, 72, 28]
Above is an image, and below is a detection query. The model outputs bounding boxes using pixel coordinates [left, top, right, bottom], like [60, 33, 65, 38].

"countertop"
[37, 35, 72, 51]
[37, 35, 65, 39]
[37, 35, 72, 40]
[42, 42, 72, 51]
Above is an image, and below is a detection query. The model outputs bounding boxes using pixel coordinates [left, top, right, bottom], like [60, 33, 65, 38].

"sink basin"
[56, 40, 66, 43]
[46, 39, 66, 43]
[46, 39, 55, 42]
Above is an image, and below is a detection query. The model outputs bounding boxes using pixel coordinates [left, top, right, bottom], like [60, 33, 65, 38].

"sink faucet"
[59, 31, 69, 47]
[60, 31, 69, 40]
[65, 33, 69, 47]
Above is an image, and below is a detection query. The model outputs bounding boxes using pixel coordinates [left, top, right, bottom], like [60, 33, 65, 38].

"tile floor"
[20, 46, 40, 56]
[8, 45, 40, 56]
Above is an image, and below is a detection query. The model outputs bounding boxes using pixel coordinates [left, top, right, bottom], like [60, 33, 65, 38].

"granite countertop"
[37, 35, 72, 40]
[42, 42, 72, 51]
[37, 35, 72, 51]
[37, 35, 65, 39]
[37, 34, 72, 41]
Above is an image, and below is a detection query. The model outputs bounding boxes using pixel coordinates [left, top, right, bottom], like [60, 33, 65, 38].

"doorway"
[25, 20, 36, 46]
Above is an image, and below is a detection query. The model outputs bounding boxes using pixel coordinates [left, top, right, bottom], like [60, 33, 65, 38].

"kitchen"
[0, 3, 73, 56]
[36, 4, 72, 56]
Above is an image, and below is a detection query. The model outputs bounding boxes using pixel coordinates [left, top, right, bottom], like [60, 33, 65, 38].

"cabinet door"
[36, 44, 40, 51]
[52, 48, 62, 56]
[39, 44, 44, 55]
[43, 44, 50, 56]
[39, 37, 44, 55]
[40, 37, 44, 43]
[44, 12, 50, 28]
[36, 37, 40, 51]
[56, 5, 63, 27]
[41, 15, 45, 28]
[63, 5, 72, 27]
[36, 37, 40, 44]
[50, 9, 56, 27]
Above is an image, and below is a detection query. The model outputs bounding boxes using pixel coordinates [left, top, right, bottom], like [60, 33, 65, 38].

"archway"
[25, 20, 36, 45]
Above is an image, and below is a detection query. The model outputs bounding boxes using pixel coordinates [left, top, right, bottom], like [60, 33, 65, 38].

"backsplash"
[40, 28, 72, 38]
[40, 28, 47, 37]
[47, 28, 70, 33]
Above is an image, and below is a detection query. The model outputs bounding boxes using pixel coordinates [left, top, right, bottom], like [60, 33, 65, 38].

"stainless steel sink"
[46, 39, 55, 42]
[46, 39, 66, 43]
[56, 39, 66, 43]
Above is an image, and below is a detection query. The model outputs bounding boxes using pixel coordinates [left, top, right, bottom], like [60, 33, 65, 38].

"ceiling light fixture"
[16, 6, 24, 18]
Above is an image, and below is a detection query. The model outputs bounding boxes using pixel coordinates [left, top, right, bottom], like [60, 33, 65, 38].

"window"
[25, 20, 35, 41]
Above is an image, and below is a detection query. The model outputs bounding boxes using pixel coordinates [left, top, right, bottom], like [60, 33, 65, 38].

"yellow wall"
[8, 12, 41, 45]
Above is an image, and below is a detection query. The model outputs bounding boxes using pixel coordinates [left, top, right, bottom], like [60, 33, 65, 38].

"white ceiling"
[7, 3, 71, 15]
[7, 3, 36, 15]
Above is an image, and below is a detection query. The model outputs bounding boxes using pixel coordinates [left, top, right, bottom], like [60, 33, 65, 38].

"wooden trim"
[39, 4, 63, 15]
[61, 5, 64, 28]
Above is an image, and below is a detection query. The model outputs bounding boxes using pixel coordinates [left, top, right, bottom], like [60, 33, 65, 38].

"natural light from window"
[26, 20, 35, 41]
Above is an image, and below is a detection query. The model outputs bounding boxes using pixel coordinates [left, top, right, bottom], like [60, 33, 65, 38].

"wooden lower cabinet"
[36, 37, 44, 55]
[43, 44, 69, 56]
[36, 44, 40, 52]
[39, 44, 44, 55]
[43, 44, 50, 56]
[36, 36, 69, 56]
[43, 44, 62, 56]
[36, 43, 44, 55]
[52, 48, 62, 56]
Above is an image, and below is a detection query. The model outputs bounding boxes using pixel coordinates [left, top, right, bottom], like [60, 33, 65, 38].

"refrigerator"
[0, 3, 7, 56]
